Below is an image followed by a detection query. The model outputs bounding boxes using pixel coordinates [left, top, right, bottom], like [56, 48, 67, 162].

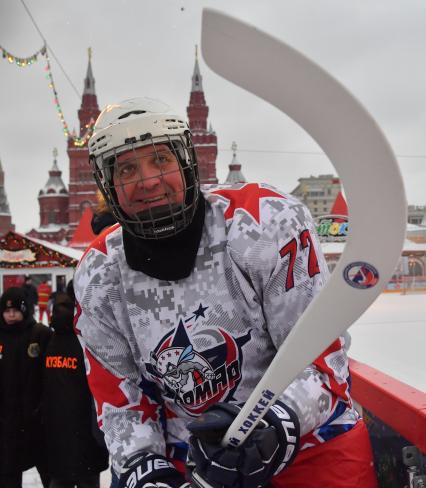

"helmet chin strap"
[128, 202, 189, 239]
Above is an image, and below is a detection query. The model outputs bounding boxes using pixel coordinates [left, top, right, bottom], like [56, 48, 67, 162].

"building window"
[48, 210, 56, 224]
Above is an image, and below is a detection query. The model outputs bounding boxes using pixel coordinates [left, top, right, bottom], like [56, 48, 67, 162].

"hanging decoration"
[0, 43, 46, 67]
[0, 231, 78, 269]
[43, 49, 95, 147]
[1, 42, 95, 147]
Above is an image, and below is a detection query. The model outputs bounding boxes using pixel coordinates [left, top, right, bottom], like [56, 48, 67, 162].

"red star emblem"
[85, 349, 159, 426]
[80, 223, 121, 262]
[211, 183, 285, 224]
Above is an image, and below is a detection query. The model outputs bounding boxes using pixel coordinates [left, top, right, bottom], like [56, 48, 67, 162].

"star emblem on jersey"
[185, 303, 209, 322]
[145, 306, 251, 416]
[86, 349, 160, 426]
[211, 183, 286, 224]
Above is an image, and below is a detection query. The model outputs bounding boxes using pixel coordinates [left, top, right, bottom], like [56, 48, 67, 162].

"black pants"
[49, 473, 100, 488]
[0, 465, 50, 488]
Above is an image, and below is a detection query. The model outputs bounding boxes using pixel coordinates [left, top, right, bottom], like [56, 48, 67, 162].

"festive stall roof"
[68, 207, 97, 250]
[0, 231, 82, 269]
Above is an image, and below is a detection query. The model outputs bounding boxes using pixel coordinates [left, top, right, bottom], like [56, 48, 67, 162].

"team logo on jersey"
[343, 261, 379, 289]
[145, 304, 251, 416]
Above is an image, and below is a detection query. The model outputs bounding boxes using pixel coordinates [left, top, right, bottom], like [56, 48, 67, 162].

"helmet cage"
[91, 132, 199, 239]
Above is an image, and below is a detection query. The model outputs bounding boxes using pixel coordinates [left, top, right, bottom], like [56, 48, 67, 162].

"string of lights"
[1, 0, 93, 147]
[43, 50, 95, 147]
[0, 43, 46, 67]
[0, 232, 78, 268]
[1, 42, 94, 147]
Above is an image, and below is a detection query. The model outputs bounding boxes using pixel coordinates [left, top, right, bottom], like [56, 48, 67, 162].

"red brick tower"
[187, 46, 218, 184]
[28, 148, 69, 243]
[67, 48, 100, 237]
[0, 157, 15, 236]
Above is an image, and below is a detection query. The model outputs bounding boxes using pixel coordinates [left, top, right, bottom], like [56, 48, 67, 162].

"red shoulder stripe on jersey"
[79, 223, 121, 263]
[211, 183, 285, 224]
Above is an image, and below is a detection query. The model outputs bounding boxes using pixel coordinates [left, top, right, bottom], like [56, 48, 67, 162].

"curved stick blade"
[201, 9, 407, 447]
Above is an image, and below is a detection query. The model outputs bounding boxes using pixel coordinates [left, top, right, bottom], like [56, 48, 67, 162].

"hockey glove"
[187, 402, 300, 488]
[118, 452, 190, 488]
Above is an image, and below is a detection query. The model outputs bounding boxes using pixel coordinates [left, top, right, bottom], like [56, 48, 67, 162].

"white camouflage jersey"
[74, 183, 359, 474]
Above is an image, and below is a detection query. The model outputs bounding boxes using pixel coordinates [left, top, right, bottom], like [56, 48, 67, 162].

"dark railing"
[350, 359, 426, 487]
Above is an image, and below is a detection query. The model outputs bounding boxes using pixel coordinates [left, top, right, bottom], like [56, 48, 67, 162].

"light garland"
[43, 50, 95, 147]
[2, 43, 95, 147]
[0, 44, 46, 67]
[0, 232, 78, 269]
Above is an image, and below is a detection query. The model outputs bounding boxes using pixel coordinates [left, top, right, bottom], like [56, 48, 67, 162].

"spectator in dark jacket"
[43, 292, 109, 488]
[0, 287, 51, 488]
[22, 275, 38, 317]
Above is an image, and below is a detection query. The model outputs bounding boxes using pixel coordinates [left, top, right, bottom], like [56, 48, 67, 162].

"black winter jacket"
[42, 301, 109, 479]
[0, 316, 51, 474]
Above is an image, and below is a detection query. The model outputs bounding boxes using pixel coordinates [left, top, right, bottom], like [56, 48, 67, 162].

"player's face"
[3, 308, 24, 325]
[113, 144, 185, 217]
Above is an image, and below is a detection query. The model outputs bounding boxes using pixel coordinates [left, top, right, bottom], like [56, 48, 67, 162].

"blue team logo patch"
[343, 262, 379, 289]
[145, 304, 251, 416]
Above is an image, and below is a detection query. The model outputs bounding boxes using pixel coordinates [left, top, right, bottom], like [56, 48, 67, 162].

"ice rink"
[348, 292, 426, 392]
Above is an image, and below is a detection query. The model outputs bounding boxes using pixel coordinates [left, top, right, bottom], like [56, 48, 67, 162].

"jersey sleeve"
[228, 190, 351, 437]
[74, 249, 165, 474]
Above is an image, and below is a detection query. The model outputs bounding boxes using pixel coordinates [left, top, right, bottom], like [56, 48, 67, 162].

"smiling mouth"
[141, 195, 168, 205]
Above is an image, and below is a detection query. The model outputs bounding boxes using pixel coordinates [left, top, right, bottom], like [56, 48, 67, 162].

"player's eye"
[155, 152, 174, 165]
[117, 162, 138, 179]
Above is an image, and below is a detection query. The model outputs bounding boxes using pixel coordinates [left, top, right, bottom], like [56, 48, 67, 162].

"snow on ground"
[348, 292, 426, 392]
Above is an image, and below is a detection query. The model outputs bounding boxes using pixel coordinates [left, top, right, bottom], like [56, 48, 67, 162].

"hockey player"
[74, 98, 377, 488]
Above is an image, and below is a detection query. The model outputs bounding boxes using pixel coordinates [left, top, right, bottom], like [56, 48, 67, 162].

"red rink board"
[350, 358, 426, 452]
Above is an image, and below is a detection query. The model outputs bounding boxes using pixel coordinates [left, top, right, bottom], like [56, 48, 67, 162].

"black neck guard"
[123, 193, 205, 281]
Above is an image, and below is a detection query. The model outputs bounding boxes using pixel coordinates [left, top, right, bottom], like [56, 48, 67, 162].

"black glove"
[187, 402, 300, 488]
[118, 452, 190, 488]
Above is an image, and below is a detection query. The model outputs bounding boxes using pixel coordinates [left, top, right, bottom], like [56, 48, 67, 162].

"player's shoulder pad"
[204, 182, 289, 226]
[77, 223, 121, 268]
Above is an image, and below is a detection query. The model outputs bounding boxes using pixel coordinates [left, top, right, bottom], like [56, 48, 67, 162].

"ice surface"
[349, 292, 426, 392]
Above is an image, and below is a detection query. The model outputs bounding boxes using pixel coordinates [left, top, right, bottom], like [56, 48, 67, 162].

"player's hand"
[186, 402, 300, 488]
[118, 452, 190, 488]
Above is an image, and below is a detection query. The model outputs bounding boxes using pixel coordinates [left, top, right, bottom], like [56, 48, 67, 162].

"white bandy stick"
[201, 9, 407, 448]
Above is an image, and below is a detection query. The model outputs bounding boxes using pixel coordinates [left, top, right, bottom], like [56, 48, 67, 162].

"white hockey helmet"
[88, 97, 200, 239]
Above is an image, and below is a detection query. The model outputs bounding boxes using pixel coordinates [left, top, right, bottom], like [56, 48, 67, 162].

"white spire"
[225, 141, 246, 184]
[231, 141, 239, 164]
[51, 147, 59, 171]
[83, 47, 96, 95]
[191, 45, 203, 92]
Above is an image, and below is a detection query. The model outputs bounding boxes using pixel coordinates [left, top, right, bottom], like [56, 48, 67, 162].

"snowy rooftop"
[24, 234, 83, 261]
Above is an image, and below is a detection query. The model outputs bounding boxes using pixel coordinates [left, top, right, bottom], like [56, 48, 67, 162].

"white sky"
[1, 0, 425, 233]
